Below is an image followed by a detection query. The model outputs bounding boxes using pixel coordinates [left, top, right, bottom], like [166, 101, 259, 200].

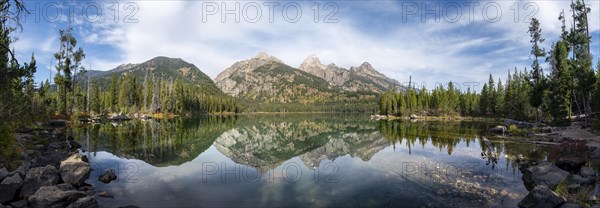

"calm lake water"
[72, 114, 550, 208]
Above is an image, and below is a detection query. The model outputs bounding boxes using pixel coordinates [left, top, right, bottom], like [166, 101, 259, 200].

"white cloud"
[20, 0, 599, 90]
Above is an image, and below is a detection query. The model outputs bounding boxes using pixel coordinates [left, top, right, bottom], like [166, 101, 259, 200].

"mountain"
[298, 54, 401, 92]
[214, 52, 398, 105]
[213, 116, 387, 172]
[215, 52, 349, 104]
[88, 56, 222, 95]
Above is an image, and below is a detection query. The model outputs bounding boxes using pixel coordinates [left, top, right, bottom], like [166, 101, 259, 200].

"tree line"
[379, 0, 600, 125]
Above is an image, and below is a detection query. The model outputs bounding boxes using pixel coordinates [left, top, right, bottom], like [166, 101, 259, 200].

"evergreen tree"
[569, 0, 596, 120]
[480, 84, 489, 115]
[108, 74, 119, 112]
[495, 79, 504, 116]
[527, 18, 546, 123]
[53, 27, 85, 116]
[548, 40, 572, 124]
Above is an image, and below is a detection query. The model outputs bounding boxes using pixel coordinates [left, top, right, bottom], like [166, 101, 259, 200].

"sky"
[10, 0, 600, 91]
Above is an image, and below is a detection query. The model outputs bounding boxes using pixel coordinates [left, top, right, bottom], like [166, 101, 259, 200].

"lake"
[72, 114, 550, 207]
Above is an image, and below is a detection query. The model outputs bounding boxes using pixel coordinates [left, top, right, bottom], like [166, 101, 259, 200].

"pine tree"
[527, 18, 546, 124]
[569, 0, 596, 121]
[495, 79, 504, 116]
[108, 74, 119, 112]
[53, 27, 85, 116]
[548, 40, 572, 124]
[480, 84, 489, 115]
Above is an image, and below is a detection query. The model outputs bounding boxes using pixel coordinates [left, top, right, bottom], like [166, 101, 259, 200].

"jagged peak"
[252, 52, 283, 64]
[303, 54, 321, 64]
[254, 52, 270, 59]
[350, 62, 375, 72]
[360, 62, 373, 68]
[299, 54, 326, 70]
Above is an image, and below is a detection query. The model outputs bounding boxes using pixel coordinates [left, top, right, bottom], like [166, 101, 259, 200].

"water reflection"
[73, 115, 550, 207]
[72, 116, 237, 166]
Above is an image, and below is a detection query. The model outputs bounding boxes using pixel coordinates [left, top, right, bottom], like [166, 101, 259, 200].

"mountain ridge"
[86, 56, 223, 95]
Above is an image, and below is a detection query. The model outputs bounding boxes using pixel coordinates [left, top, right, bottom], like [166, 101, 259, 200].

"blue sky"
[11, 0, 600, 91]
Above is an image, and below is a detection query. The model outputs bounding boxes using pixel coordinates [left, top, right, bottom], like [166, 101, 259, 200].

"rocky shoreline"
[509, 122, 600, 207]
[0, 125, 122, 208]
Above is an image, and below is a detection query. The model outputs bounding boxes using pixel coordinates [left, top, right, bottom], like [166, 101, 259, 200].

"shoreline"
[0, 124, 131, 208]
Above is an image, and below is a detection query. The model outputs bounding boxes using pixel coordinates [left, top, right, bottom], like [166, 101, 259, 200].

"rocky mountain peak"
[253, 52, 283, 64]
[350, 62, 384, 77]
[299, 54, 326, 72]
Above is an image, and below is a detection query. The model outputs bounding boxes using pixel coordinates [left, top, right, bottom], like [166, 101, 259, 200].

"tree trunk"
[86, 75, 90, 114]
[573, 92, 582, 118]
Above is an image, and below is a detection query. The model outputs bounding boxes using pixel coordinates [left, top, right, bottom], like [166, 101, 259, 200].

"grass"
[508, 125, 529, 136]
[554, 179, 593, 207]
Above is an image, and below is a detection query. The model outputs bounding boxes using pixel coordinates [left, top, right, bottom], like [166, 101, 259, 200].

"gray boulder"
[522, 161, 569, 191]
[0, 167, 8, 181]
[518, 185, 566, 208]
[489, 125, 507, 134]
[10, 199, 29, 208]
[21, 165, 60, 198]
[0, 174, 23, 203]
[559, 203, 582, 208]
[555, 155, 586, 174]
[580, 167, 597, 184]
[59, 154, 91, 186]
[28, 185, 86, 208]
[65, 196, 98, 208]
[586, 142, 600, 159]
[98, 169, 117, 184]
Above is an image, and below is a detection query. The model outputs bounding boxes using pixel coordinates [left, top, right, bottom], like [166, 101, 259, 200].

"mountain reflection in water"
[73, 114, 549, 207]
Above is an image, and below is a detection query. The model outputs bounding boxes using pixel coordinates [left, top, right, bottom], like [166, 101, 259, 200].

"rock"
[97, 191, 114, 198]
[410, 114, 418, 119]
[566, 173, 593, 187]
[57, 183, 76, 191]
[0, 167, 8, 181]
[65, 196, 98, 208]
[436, 188, 446, 195]
[110, 113, 129, 120]
[522, 161, 569, 191]
[10, 200, 29, 208]
[11, 162, 30, 179]
[580, 167, 597, 184]
[0, 174, 23, 203]
[518, 185, 566, 208]
[21, 165, 59, 198]
[559, 203, 583, 208]
[555, 155, 586, 174]
[118, 206, 141, 208]
[80, 155, 88, 163]
[505, 119, 535, 129]
[98, 169, 117, 184]
[28, 185, 86, 208]
[539, 126, 553, 133]
[489, 125, 507, 134]
[77, 185, 93, 192]
[588, 184, 600, 203]
[59, 154, 91, 186]
[68, 141, 81, 150]
[499, 189, 510, 197]
[587, 142, 600, 159]
[370, 115, 388, 120]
